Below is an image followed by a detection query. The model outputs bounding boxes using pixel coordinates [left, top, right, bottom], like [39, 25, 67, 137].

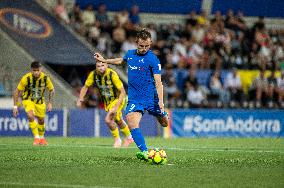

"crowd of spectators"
[52, 0, 284, 109]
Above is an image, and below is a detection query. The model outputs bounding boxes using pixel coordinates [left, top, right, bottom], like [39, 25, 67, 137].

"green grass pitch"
[0, 137, 283, 188]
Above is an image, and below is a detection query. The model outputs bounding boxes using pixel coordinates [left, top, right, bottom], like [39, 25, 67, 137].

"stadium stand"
[37, 0, 284, 109]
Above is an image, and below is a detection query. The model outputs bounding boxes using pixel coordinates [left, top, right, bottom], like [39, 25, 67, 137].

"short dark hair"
[31, 61, 41, 69]
[136, 28, 151, 41]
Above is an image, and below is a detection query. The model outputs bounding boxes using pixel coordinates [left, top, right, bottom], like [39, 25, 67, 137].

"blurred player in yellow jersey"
[77, 61, 133, 148]
[13, 61, 55, 146]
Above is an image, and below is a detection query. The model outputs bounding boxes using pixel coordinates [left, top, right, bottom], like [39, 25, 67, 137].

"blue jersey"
[123, 49, 161, 104]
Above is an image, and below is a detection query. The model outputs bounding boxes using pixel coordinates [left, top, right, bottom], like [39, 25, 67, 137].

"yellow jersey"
[85, 68, 123, 106]
[17, 72, 54, 104]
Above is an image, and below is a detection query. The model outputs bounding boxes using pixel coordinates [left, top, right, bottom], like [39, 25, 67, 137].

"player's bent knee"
[27, 111, 35, 122]
[160, 122, 169, 127]
[114, 119, 123, 126]
[158, 117, 169, 127]
[105, 117, 112, 125]
[27, 114, 35, 122]
[38, 118, 44, 125]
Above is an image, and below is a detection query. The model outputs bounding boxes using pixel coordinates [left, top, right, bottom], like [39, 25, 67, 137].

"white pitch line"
[0, 143, 283, 154]
[0, 182, 121, 188]
[165, 147, 284, 154]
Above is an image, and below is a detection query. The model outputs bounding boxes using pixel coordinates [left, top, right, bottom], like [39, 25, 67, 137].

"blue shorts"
[125, 101, 167, 118]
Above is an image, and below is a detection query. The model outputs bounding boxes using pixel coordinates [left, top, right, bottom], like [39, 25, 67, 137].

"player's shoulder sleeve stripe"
[109, 68, 118, 75]
[109, 69, 119, 80]
[23, 73, 33, 81]
[110, 69, 123, 89]
[17, 73, 30, 91]
[24, 72, 32, 79]
[85, 70, 95, 87]
[43, 73, 54, 91]
[42, 72, 51, 80]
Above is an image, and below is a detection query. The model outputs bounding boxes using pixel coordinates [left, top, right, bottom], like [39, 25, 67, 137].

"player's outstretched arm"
[94, 53, 123, 65]
[47, 89, 55, 112]
[115, 87, 126, 110]
[154, 74, 165, 112]
[12, 89, 21, 117]
[76, 85, 89, 108]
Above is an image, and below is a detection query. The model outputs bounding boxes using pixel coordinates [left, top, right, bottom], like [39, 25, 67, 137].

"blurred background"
[0, 0, 284, 138]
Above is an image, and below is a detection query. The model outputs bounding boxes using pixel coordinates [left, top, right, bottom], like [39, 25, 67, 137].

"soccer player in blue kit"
[94, 28, 169, 161]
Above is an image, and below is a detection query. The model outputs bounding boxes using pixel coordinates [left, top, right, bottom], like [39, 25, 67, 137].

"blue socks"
[131, 128, 148, 152]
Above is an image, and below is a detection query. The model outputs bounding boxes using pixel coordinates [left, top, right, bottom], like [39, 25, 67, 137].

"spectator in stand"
[224, 9, 239, 32]
[235, 11, 247, 32]
[129, 5, 140, 26]
[165, 78, 181, 108]
[112, 26, 126, 55]
[248, 42, 261, 69]
[185, 10, 197, 27]
[162, 65, 180, 108]
[188, 41, 204, 69]
[181, 22, 192, 41]
[115, 9, 129, 27]
[192, 23, 205, 43]
[82, 4, 96, 27]
[187, 82, 206, 108]
[216, 22, 231, 55]
[252, 16, 265, 34]
[122, 36, 136, 53]
[95, 3, 110, 32]
[69, 4, 86, 35]
[255, 23, 271, 69]
[174, 38, 187, 59]
[211, 11, 224, 26]
[277, 71, 284, 107]
[152, 39, 168, 67]
[54, 0, 70, 24]
[248, 69, 269, 108]
[174, 60, 188, 95]
[184, 69, 209, 106]
[231, 32, 248, 69]
[197, 10, 208, 26]
[147, 23, 157, 43]
[88, 23, 101, 46]
[82, 4, 99, 46]
[209, 71, 230, 107]
[271, 39, 284, 69]
[267, 70, 278, 107]
[204, 21, 223, 69]
[224, 68, 244, 107]
[162, 64, 176, 88]
[184, 69, 198, 88]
